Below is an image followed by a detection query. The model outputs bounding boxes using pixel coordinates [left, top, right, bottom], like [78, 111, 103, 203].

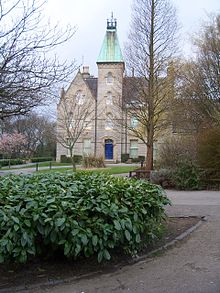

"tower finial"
[107, 12, 117, 30]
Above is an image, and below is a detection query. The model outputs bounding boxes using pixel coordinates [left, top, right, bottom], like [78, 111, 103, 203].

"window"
[130, 139, 138, 158]
[130, 116, 138, 128]
[106, 92, 113, 105]
[105, 113, 113, 130]
[83, 138, 91, 155]
[85, 121, 92, 130]
[105, 119, 113, 130]
[75, 90, 85, 105]
[68, 119, 75, 129]
[106, 72, 113, 84]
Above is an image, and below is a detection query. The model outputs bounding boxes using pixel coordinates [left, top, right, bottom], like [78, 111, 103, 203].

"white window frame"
[83, 138, 92, 155]
[130, 139, 138, 158]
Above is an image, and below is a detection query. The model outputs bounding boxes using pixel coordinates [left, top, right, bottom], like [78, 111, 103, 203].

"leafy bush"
[121, 154, 129, 163]
[60, 155, 72, 163]
[0, 172, 170, 264]
[82, 155, 105, 168]
[198, 127, 220, 169]
[0, 159, 24, 167]
[151, 169, 174, 188]
[74, 155, 83, 164]
[171, 161, 201, 190]
[60, 155, 82, 164]
[31, 157, 53, 163]
[132, 156, 145, 163]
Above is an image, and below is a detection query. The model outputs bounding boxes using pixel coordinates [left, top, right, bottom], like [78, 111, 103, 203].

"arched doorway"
[105, 139, 113, 160]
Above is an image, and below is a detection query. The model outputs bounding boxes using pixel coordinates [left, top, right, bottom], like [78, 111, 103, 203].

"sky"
[44, 0, 220, 77]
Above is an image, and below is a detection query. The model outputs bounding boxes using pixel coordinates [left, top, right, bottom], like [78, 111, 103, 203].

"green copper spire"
[97, 14, 124, 63]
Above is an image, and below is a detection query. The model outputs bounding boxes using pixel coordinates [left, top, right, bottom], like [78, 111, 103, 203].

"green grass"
[1, 161, 72, 170]
[37, 165, 137, 175]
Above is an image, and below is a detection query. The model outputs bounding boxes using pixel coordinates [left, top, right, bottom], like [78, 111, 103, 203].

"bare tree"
[56, 89, 95, 170]
[177, 15, 220, 125]
[124, 0, 178, 170]
[0, 0, 77, 118]
[10, 113, 56, 157]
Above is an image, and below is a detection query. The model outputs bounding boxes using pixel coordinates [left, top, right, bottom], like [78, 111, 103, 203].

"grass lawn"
[37, 165, 137, 175]
[1, 161, 72, 170]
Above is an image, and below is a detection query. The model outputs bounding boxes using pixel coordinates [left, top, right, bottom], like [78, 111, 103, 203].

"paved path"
[0, 163, 139, 176]
[33, 190, 220, 293]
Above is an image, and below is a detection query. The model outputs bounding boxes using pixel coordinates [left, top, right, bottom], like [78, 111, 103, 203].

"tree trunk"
[146, 143, 153, 171]
[69, 148, 76, 171]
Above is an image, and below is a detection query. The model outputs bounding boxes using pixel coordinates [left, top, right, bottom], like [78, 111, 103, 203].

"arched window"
[105, 113, 113, 130]
[130, 116, 138, 128]
[106, 72, 113, 84]
[106, 91, 113, 105]
[75, 90, 85, 105]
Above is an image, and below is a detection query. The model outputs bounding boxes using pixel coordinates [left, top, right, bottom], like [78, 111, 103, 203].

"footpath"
[32, 190, 220, 293]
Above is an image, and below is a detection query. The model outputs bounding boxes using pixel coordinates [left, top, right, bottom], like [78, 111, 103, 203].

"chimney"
[60, 87, 65, 99]
[82, 66, 90, 79]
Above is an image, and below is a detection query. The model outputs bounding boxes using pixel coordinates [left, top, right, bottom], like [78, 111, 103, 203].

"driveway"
[30, 190, 220, 293]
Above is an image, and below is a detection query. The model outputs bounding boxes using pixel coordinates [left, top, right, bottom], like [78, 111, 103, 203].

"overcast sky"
[45, 0, 220, 76]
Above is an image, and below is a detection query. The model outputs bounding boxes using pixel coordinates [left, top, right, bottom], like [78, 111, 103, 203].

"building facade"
[56, 17, 147, 162]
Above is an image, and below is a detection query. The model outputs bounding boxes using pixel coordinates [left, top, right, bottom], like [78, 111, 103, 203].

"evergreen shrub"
[121, 154, 129, 163]
[60, 155, 82, 164]
[171, 160, 201, 190]
[0, 159, 24, 167]
[31, 157, 53, 163]
[0, 172, 170, 263]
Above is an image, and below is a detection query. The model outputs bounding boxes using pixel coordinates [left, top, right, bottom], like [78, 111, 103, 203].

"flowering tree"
[0, 133, 27, 158]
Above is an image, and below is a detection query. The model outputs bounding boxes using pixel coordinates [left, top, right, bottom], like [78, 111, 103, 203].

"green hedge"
[31, 157, 53, 163]
[60, 155, 82, 164]
[0, 159, 24, 167]
[121, 154, 129, 163]
[0, 172, 170, 263]
[132, 156, 145, 163]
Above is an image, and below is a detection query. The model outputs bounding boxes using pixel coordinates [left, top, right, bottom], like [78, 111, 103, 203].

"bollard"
[36, 163, 39, 172]
[49, 161, 52, 170]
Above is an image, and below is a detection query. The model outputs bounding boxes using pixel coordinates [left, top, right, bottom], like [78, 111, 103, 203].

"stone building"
[56, 16, 148, 163]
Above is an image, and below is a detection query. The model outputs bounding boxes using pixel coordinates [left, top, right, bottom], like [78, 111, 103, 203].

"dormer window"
[106, 91, 113, 105]
[106, 72, 113, 84]
[75, 90, 85, 105]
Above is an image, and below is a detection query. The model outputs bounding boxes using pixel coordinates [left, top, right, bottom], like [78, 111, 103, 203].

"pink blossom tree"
[0, 133, 27, 159]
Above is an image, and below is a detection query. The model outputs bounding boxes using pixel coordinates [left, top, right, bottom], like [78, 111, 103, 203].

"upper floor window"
[105, 113, 113, 130]
[75, 90, 85, 105]
[106, 72, 113, 84]
[106, 91, 113, 105]
[85, 121, 92, 130]
[130, 116, 138, 128]
[68, 119, 75, 130]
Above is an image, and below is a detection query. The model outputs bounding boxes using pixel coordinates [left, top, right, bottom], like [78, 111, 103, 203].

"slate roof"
[84, 77, 98, 98]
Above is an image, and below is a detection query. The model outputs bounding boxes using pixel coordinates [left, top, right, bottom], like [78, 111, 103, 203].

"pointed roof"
[97, 15, 124, 64]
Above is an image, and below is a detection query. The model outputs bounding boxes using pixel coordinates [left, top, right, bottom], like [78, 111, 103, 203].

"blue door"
[105, 139, 113, 159]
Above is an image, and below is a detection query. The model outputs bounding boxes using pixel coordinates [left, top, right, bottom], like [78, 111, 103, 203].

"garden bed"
[0, 216, 201, 291]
